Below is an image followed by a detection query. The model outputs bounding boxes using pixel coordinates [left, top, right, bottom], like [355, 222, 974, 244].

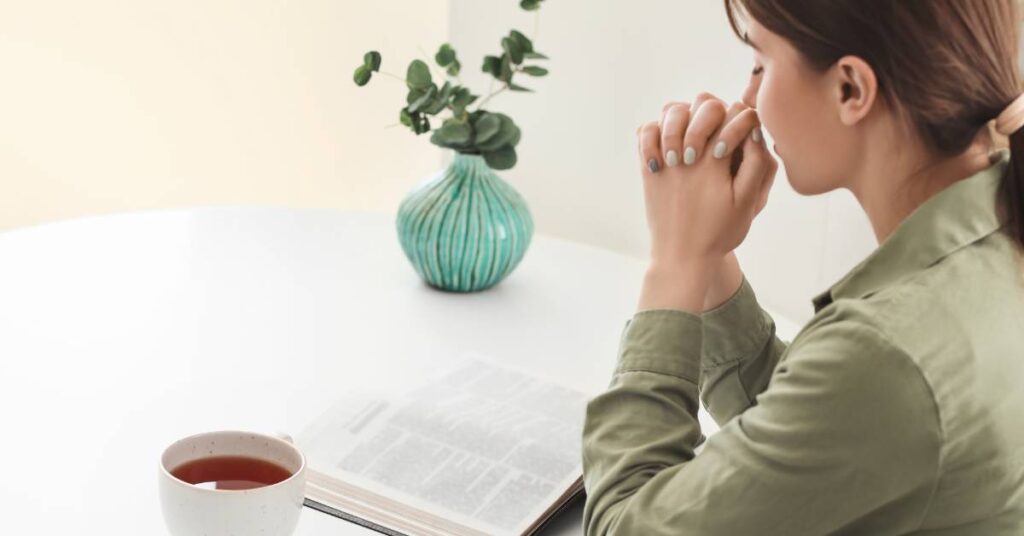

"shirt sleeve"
[581, 304, 941, 536]
[698, 275, 789, 426]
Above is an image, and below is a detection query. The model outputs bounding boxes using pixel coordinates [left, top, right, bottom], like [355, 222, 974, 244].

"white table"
[0, 208, 798, 534]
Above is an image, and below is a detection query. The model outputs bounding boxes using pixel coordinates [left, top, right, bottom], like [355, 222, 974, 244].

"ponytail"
[1001, 127, 1024, 251]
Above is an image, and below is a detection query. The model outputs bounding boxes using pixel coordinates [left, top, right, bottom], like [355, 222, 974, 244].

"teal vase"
[396, 152, 534, 292]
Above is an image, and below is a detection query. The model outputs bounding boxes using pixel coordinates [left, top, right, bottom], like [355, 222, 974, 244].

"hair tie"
[995, 92, 1024, 136]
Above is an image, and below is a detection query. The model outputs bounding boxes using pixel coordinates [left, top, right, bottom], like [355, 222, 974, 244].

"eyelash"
[752, 66, 764, 76]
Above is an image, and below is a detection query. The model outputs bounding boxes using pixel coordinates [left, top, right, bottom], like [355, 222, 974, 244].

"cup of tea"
[158, 430, 306, 536]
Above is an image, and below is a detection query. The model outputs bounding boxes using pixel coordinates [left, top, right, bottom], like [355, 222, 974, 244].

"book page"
[296, 351, 589, 536]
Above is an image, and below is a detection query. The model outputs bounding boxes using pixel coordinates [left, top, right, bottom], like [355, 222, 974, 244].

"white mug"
[158, 430, 306, 536]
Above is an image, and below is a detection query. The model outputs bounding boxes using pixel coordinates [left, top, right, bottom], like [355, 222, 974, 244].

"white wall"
[0, 0, 449, 232]
[447, 0, 877, 324]
[0, 0, 886, 325]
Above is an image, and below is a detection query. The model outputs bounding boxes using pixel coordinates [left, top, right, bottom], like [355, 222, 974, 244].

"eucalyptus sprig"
[352, 0, 548, 170]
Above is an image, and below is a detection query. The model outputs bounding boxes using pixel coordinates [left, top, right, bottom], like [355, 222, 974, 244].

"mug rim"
[159, 429, 306, 494]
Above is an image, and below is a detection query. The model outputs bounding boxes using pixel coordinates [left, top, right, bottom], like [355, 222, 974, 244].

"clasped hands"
[634, 92, 778, 313]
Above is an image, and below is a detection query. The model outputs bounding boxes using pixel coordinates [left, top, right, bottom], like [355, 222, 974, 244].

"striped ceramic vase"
[396, 152, 534, 292]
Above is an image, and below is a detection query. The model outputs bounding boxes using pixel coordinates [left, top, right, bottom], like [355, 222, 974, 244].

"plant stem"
[474, 85, 508, 111]
[472, 64, 524, 112]
[379, 71, 406, 83]
[533, 9, 540, 42]
[418, 45, 448, 81]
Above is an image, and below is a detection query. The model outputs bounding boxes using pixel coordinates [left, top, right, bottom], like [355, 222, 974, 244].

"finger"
[733, 127, 772, 209]
[691, 92, 722, 117]
[686, 92, 729, 138]
[755, 148, 778, 214]
[661, 93, 729, 165]
[681, 98, 728, 165]
[638, 121, 663, 174]
[684, 92, 721, 133]
[723, 100, 748, 125]
[711, 108, 761, 162]
[659, 100, 689, 130]
[660, 103, 692, 167]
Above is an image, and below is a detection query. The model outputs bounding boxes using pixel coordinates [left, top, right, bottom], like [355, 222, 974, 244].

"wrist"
[702, 252, 743, 312]
[637, 261, 716, 314]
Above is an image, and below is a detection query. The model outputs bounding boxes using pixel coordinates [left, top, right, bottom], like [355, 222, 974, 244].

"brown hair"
[724, 0, 1024, 251]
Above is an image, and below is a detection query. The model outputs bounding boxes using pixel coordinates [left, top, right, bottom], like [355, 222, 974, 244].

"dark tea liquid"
[170, 455, 293, 490]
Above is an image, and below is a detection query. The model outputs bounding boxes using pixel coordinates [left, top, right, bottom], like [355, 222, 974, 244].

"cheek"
[754, 75, 836, 194]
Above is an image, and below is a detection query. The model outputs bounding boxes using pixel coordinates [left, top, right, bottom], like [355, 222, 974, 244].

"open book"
[295, 351, 590, 536]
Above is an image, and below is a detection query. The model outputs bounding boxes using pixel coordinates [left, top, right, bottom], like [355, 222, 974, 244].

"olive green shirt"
[582, 148, 1024, 535]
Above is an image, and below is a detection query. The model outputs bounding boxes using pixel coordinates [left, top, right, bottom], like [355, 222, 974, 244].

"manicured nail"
[751, 128, 763, 143]
[683, 146, 697, 165]
[647, 158, 659, 173]
[712, 141, 728, 159]
[666, 150, 679, 167]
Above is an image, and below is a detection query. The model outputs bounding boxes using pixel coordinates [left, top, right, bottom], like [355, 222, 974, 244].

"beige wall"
[0, 0, 873, 324]
[4, 1, 1017, 324]
[0, 0, 448, 231]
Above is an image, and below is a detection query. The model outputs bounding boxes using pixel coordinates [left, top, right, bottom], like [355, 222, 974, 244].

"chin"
[784, 166, 832, 196]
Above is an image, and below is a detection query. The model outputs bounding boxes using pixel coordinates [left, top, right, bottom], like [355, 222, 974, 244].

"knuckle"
[704, 99, 728, 115]
[667, 102, 689, 116]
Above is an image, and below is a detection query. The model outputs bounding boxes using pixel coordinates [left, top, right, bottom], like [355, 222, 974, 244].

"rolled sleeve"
[698, 275, 789, 425]
[582, 304, 941, 535]
[615, 309, 703, 383]
[700, 274, 773, 367]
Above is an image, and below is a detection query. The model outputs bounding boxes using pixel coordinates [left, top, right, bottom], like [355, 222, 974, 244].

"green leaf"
[508, 82, 533, 92]
[415, 114, 431, 135]
[408, 84, 438, 113]
[499, 54, 513, 82]
[482, 145, 517, 170]
[472, 113, 502, 144]
[520, 0, 543, 11]
[524, 51, 549, 60]
[363, 51, 382, 71]
[451, 87, 478, 114]
[502, 36, 524, 64]
[508, 124, 522, 147]
[436, 119, 472, 144]
[406, 60, 432, 90]
[476, 113, 516, 151]
[435, 43, 456, 66]
[446, 59, 461, 77]
[482, 55, 502, 78]
[424, 82, 452, 115]
[509, 30, 534, 53]
[521, 65, 548, 76]
[353, 65, 371, 86]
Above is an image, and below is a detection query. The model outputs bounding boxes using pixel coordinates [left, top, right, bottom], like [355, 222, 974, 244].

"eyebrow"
[743, 31, 762, 52]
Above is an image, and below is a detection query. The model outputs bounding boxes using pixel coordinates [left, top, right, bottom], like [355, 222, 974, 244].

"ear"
[833, 55, 877, 127]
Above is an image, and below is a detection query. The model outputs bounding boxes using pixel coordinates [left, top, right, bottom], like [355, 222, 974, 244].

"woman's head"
[724, 0, 1024, 248]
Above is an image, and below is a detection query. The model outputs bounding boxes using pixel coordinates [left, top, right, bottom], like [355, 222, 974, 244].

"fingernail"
[752, 128, 763, 143]
[666, 150, 679, 167]
[683, 146, 697, 165]
[712, 141, 728, 159]
[648, 158, 659, 173]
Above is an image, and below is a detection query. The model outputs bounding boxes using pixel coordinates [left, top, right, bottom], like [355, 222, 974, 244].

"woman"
[581, 1, 1024, 534]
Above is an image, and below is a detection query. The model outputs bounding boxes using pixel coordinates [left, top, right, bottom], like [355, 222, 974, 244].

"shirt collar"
[811, 148, 1011, 314]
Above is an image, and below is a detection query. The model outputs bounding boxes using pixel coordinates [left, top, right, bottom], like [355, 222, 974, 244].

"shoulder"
[776, 295, 943, 449]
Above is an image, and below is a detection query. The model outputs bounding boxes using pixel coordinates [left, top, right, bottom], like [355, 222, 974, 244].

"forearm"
[702, 251, 744, 312]
[636, 261, 715, 314]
